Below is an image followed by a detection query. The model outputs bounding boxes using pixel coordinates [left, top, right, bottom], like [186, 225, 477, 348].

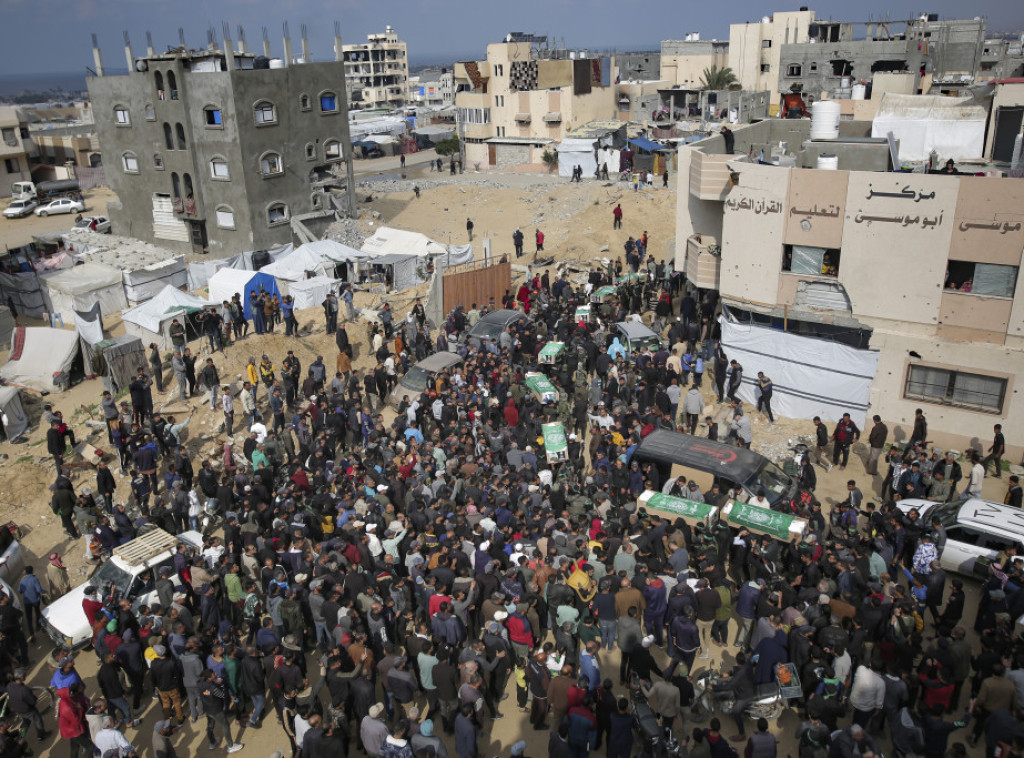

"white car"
[35, 197, 85, 217]
[0, 524, 25, 585]
[3, 199, 37, 218]
[74, 215, 111, 233]
[896, 497, 1024, 576]
[40, 527, 203, 650]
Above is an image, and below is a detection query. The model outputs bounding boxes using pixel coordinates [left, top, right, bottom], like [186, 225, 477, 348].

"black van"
[629, 429, 797, 509]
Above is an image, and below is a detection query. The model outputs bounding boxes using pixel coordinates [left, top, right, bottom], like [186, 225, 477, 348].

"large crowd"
[9, 244, 1023, 758]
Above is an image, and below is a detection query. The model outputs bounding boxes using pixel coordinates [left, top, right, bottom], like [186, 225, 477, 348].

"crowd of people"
[11, 244, 1023, 758]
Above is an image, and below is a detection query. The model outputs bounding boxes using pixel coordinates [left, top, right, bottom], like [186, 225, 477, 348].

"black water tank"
[800, 6, 809, 10]
[253, 56, 270, 70]
[251, 250, 271, 269]
[927, 13, 939, 21]
[808, 23, 819, 38]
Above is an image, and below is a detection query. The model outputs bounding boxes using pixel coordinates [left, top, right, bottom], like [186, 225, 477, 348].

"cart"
[775, 662, 802, 700]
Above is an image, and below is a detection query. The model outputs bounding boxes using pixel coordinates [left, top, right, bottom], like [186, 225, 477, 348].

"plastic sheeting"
[0, 385, 28, 440]
[74, 302, 104, 377]
[122, 257, 187, 304]
[871, 93, 987, 161]
[260, 243, 339, 283]
[371, 253, 423, 291]
[288, 277, 339, 310]
[39, 263, 127, 326]
[361, 227, 448, 259]
[121, 285, 211, 350]
[93, 335, 146, 395]
[0, 326, 80, 392]
[207, 269, 280, 320]
[0, 272, 45, 319]
[186, 244, 294, 290]
[0, 306, 14, 349]
[556, 138, 598, 178]
[719, 316, 879, 427]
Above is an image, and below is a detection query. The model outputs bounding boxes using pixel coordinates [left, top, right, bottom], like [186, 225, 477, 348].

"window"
[944, 525, 982, 546]
[4, 158, 18, 173]
[809, 62, 818, 73]
[305, 143, 316, 160]
[163, 122, 174, 150]
[145, 103, 155, 121]
[300, 94, 311, 111]
[319, 92, 338, 113]
[324, 140, 341, 160]
[167, 71, 178, 100]
[267, 203, 289, 225]
[175, 122, 186, 150]
[761, 64, 771, 73]
[905, 365, 1007, 413]
[114, 106, 130, 126]
[1, 128, 16, 146]
[762, 40, 772, 48]
[215, 206, 236, 229]
[153, 153, 164, 170]
[209, 158, 229, 179]
[254, 101, 276, 125]
[154, 71, 164, 98]
[787, 64, 802, 77]
[204, 107, 223, 126]
[782, 245, 840, 276]
[457, 107, 491, 124]
[121, 152, 140, 173]
[259, 152, 283, 176]
[945, 260, 1017, 298]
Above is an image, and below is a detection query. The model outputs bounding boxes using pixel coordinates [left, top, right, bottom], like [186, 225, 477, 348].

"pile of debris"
[324, 216, 366, 250]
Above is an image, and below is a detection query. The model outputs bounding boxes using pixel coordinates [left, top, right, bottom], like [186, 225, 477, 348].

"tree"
[434, 136, 460, 157]
[700, 66, 739, 91]
[541, 149, 558, 173]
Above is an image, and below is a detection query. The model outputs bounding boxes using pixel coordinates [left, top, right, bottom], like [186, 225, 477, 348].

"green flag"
[539, 342, 565, 364]
[542, 423, 568, 463]
[524, 372, 559, 403]
[724, 502, 802, 541]
[640, 492, 716, 523]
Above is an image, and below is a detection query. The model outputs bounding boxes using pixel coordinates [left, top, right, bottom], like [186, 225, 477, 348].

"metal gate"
[442, 259, 511, 316]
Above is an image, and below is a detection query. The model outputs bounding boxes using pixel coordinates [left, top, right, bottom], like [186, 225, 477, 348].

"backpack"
[162, 426, 178, 450]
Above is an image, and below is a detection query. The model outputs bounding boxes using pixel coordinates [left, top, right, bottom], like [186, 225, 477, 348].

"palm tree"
[700, 66, 739, 90]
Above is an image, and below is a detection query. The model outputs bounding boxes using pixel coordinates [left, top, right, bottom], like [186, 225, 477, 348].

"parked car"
[40, 527, 203, 650]
[615, 320, 664, 354]
[0, 523, 25, 585]
[389, 352, 464, 409]
[35, 197, 85, 217]
[2, 199, 37, 218]
[74, 215, 111, 233]
[465, 309, 529, 349]
[895, 497, 1024, 576]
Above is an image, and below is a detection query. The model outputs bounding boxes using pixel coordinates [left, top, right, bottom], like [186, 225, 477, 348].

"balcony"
[685, 234, 721, 290]
[688, 150, 733, 201]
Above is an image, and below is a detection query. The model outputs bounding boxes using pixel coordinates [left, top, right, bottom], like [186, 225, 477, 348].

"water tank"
[269, 58, 285, 69]
[810, 100, 841, 139]
[253, 56, 270, 69]
[851, 83, 867, 100]
[840, 76, 851, 88]
[251, 250, 272, 269]
[816, 153, 839, 170]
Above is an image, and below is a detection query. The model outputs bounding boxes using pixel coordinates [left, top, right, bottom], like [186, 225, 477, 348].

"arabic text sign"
[723, 501, 803, 541]
[784, 169, 847, 249]
[640, 491, 716, 525]
[851, 177, 946, 231]
[948, 176, 1024, 265]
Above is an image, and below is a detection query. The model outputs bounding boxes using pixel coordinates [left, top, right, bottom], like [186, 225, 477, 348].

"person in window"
[821, 253, 837, 277]
[935, 158, 960, 175]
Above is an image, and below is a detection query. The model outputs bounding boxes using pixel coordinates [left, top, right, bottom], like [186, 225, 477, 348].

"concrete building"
[729, 9, 815, 106]
[677, 118, 1024, 460]
[661, 37, 730, 89]
[87, 34, 355, 258]
[342, 27, 409, 111]
[0, 107, 34, 197]
[410, 70, 455, 108]
[453, 33, 616, 171]
[30, 125, 100, 168]
[986, 77, 1024, 163]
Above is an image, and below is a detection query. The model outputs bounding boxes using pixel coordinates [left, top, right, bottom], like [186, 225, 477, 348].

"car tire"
[39, 211, 48, 217]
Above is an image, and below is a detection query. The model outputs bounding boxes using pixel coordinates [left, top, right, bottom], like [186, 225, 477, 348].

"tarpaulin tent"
[64, 229, 187, 305]
[0, 306, 14, 350]
[186, 244, 293, 290]
[556, 138, 598, 178]
[0, 272, 46, 319]
[320, 241, 376, 282]
[121, 285, 212, 350]
[288, 276, 339, 310]
[206, 269, 280, 320]
[0, 385, 29, 441]
[361, 226, 449, 259]
[260, 241, 339, 287]
[719, 313, 879, 427]
[91, 335, 146, 395]
[1, 326, 80, 392]
[370, 253, 423, 291]
[39, 263, 127, 326]
[872, 93, 988, 161]
[74, 302, 104, 377]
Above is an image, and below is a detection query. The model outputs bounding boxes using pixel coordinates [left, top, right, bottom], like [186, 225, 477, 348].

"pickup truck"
[40, 527, 203, 650]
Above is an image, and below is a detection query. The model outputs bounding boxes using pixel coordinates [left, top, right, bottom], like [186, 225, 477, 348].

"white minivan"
[896, 497, 1024, 576]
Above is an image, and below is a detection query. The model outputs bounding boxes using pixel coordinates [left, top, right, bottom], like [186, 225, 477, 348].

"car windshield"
[74, 219, 89, 227]
[471, 323, 504, 341]
[403, 366, 431, 393]
[91, 560, 132, 597]
[754, 459, 793, 500]
[927, 501, 961, 527]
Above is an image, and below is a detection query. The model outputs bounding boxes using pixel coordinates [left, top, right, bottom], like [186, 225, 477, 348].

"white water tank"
[817, 153, 839, 170]
[269, 58, 285, 69]
[810, 100, 841, 139]
[840, 76, 852, 88]
[851, 83, 867, 100]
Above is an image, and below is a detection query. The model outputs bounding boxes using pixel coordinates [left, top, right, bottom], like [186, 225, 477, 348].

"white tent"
[39, 263, 127, 326]
[121, 285, 212, 350]
[361, 227, 449, 259]
[370, 253, 424, 291]
[320, 240, 376, 282]
[206, 269, 281, 320]
[556, 138, 598, 178]
[0, 385, 28, 440]
[872, 93, 988, 161]
[64, 229, 187, 305]
[1, 326, 80, 392]
[260, 240, 352, 290]
[288, 276, 339, 310]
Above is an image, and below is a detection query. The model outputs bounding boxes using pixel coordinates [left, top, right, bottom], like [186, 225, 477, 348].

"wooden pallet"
[112, 528, 178, 564]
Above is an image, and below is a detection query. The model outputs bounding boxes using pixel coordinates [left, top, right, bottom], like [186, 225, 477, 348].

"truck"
[11, 179, 81, 202]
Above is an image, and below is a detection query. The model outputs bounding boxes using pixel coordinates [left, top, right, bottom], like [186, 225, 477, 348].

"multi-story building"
[30, 125, 100, 168]
[661, 36, 730, 90]
[87, 38, 354, 258]
[677, 118, 1024, 459]
[0, 107, 34, 197]
[342, 27, 409, 111]
[453, 34, 616, 171]
[410, 70, 455, 109]
[728, 9, 816, 106]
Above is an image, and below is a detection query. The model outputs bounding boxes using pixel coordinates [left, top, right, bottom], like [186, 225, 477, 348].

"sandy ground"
[0, 166, 1007, 758]
[0, 187, 119, 251]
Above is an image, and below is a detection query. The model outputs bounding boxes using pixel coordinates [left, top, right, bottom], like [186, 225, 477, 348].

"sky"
[1, 0, 1021, 76]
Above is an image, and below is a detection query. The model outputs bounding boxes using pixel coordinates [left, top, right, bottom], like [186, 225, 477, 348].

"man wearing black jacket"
[151, 644, 186, 723]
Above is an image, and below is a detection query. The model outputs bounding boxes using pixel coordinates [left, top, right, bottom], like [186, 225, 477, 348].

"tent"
[39, 263, 127, 326]
[0, 306, 14, 350]
[64, 229, 188, 305]
[320, 240, 376, 282]
[1, 326, 80, 392]
[288, 276, 339, 310]
[121, 285, 212, 350]
[74, 302, 104, 377]
[556, 138, 598, 178]
[872, 93, 988, 161]
[361, 227, 449, 259]
[0, 271, 46, 319]
[370, 253, 423, 291]
[91, 335, 146, 394]
[260, 241, 347, 289]
[206, 269, 280, 320]
[0, 385, 29, 441]
[186, 243, 294, 290]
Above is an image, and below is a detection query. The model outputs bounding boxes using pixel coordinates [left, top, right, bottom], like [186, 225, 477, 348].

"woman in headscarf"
[47, 552, 72, 598]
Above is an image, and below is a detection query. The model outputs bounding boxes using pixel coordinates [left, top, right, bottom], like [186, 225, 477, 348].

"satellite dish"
[135, 59, 149, 72]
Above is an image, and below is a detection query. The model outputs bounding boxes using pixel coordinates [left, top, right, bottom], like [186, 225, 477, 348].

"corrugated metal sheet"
[442, 260, 511, 317]
[794, 281, 852, 312]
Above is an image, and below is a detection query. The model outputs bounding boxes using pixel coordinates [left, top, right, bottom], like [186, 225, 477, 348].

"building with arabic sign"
[677, 117, 1024, 461]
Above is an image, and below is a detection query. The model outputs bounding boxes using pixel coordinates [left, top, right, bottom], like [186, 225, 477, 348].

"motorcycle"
[631, 675, 683, 758]
[688, 663, 785, 724]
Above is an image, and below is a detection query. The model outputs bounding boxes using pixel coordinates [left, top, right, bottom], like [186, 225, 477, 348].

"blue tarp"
[241, 272, 280, 320]
[628, 137, 669, 153]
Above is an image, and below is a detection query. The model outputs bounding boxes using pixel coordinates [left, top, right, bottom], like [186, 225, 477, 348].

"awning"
[514, 113, 532, 123]
[628, 137, 669, 153]
[543, 112, 562, 122]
